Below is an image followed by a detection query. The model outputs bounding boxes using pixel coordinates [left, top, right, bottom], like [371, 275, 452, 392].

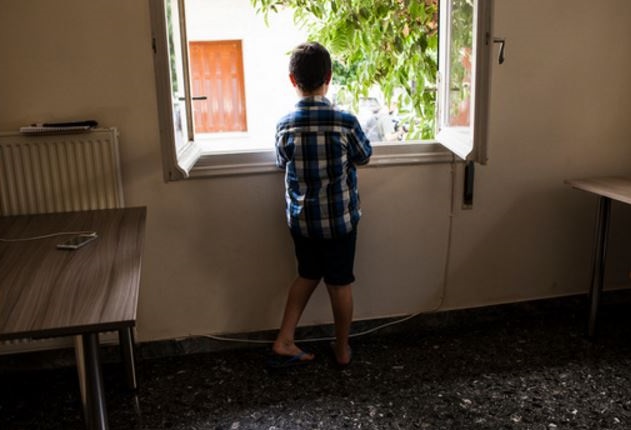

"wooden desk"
[565, 176, 631, 338]
[0, 207, 146, 430]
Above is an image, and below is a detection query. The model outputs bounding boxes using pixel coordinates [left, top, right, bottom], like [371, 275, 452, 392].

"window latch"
[493, 37, 506, 65]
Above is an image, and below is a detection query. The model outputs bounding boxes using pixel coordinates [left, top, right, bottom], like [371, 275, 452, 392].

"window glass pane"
[166, 0, 190, 150]
[447, 0, 474, 127]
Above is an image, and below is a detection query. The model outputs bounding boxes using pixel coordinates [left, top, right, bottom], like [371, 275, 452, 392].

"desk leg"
[119, 328, 138, 391]
[74, 336, 87, 413]
[81, 333, 109, 430]
[587, 196, 611, 338]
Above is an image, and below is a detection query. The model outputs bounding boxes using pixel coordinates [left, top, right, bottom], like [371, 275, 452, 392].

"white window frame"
[149, 0, 494, 181]
[437, 0, 494, 163]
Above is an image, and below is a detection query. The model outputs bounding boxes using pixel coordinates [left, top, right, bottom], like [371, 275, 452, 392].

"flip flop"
[266, 351, 314, 369]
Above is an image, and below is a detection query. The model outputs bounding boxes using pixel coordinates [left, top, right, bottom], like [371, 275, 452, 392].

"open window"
[149, 0, 495, 180]
[150, 0, 201, 180]
[436, 0, 495, 164]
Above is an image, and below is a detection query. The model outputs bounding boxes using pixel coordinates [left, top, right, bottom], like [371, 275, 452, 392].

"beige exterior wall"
[0, 0, 630, 342]
[185, 0, 307, 152]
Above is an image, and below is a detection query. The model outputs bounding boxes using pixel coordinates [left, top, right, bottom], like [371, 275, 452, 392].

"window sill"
[368, 142, 455, 166]
[187, 142, 455, 179]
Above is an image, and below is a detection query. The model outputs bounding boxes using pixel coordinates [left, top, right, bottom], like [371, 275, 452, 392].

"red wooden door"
[189, 40, 247, 133]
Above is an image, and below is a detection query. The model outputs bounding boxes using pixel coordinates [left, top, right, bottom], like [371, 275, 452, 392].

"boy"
[272, 42, 372, 368]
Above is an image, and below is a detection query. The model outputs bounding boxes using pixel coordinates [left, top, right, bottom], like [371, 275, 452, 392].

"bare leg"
[326, 283, 353, 365]
[273, 276, 319, 359]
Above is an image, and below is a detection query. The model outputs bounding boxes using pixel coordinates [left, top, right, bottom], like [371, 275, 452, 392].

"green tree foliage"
[250, 0, 439, 139]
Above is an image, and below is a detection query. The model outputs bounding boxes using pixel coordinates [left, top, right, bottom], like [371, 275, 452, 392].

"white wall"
[0, 0, 629, 343]
[444, 0, 631, 308]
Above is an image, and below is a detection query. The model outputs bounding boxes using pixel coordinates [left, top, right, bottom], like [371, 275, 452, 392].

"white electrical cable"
[0, 231, 96, 242]
[427, 155, 458, 313]
[199, 312, 422, 345]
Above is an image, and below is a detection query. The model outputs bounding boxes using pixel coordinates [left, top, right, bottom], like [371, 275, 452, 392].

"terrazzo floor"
[2, 293, 631, 429]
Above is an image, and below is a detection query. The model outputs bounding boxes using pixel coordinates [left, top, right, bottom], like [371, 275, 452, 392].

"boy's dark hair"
[289, 42, 332, 92]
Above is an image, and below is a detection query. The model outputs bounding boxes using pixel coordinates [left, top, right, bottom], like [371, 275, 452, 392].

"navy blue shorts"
[291, 229, 357, 286]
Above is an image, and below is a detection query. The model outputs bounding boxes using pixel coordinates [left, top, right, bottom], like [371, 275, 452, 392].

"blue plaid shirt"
[276, 96, 372, 239]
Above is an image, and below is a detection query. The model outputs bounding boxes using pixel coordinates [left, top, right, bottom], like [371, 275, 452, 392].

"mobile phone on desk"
[56, 233, 98, 250]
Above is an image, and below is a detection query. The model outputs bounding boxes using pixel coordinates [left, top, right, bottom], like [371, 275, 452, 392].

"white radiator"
[0, 128, 124, 216]
[0, 128, 124, 354]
